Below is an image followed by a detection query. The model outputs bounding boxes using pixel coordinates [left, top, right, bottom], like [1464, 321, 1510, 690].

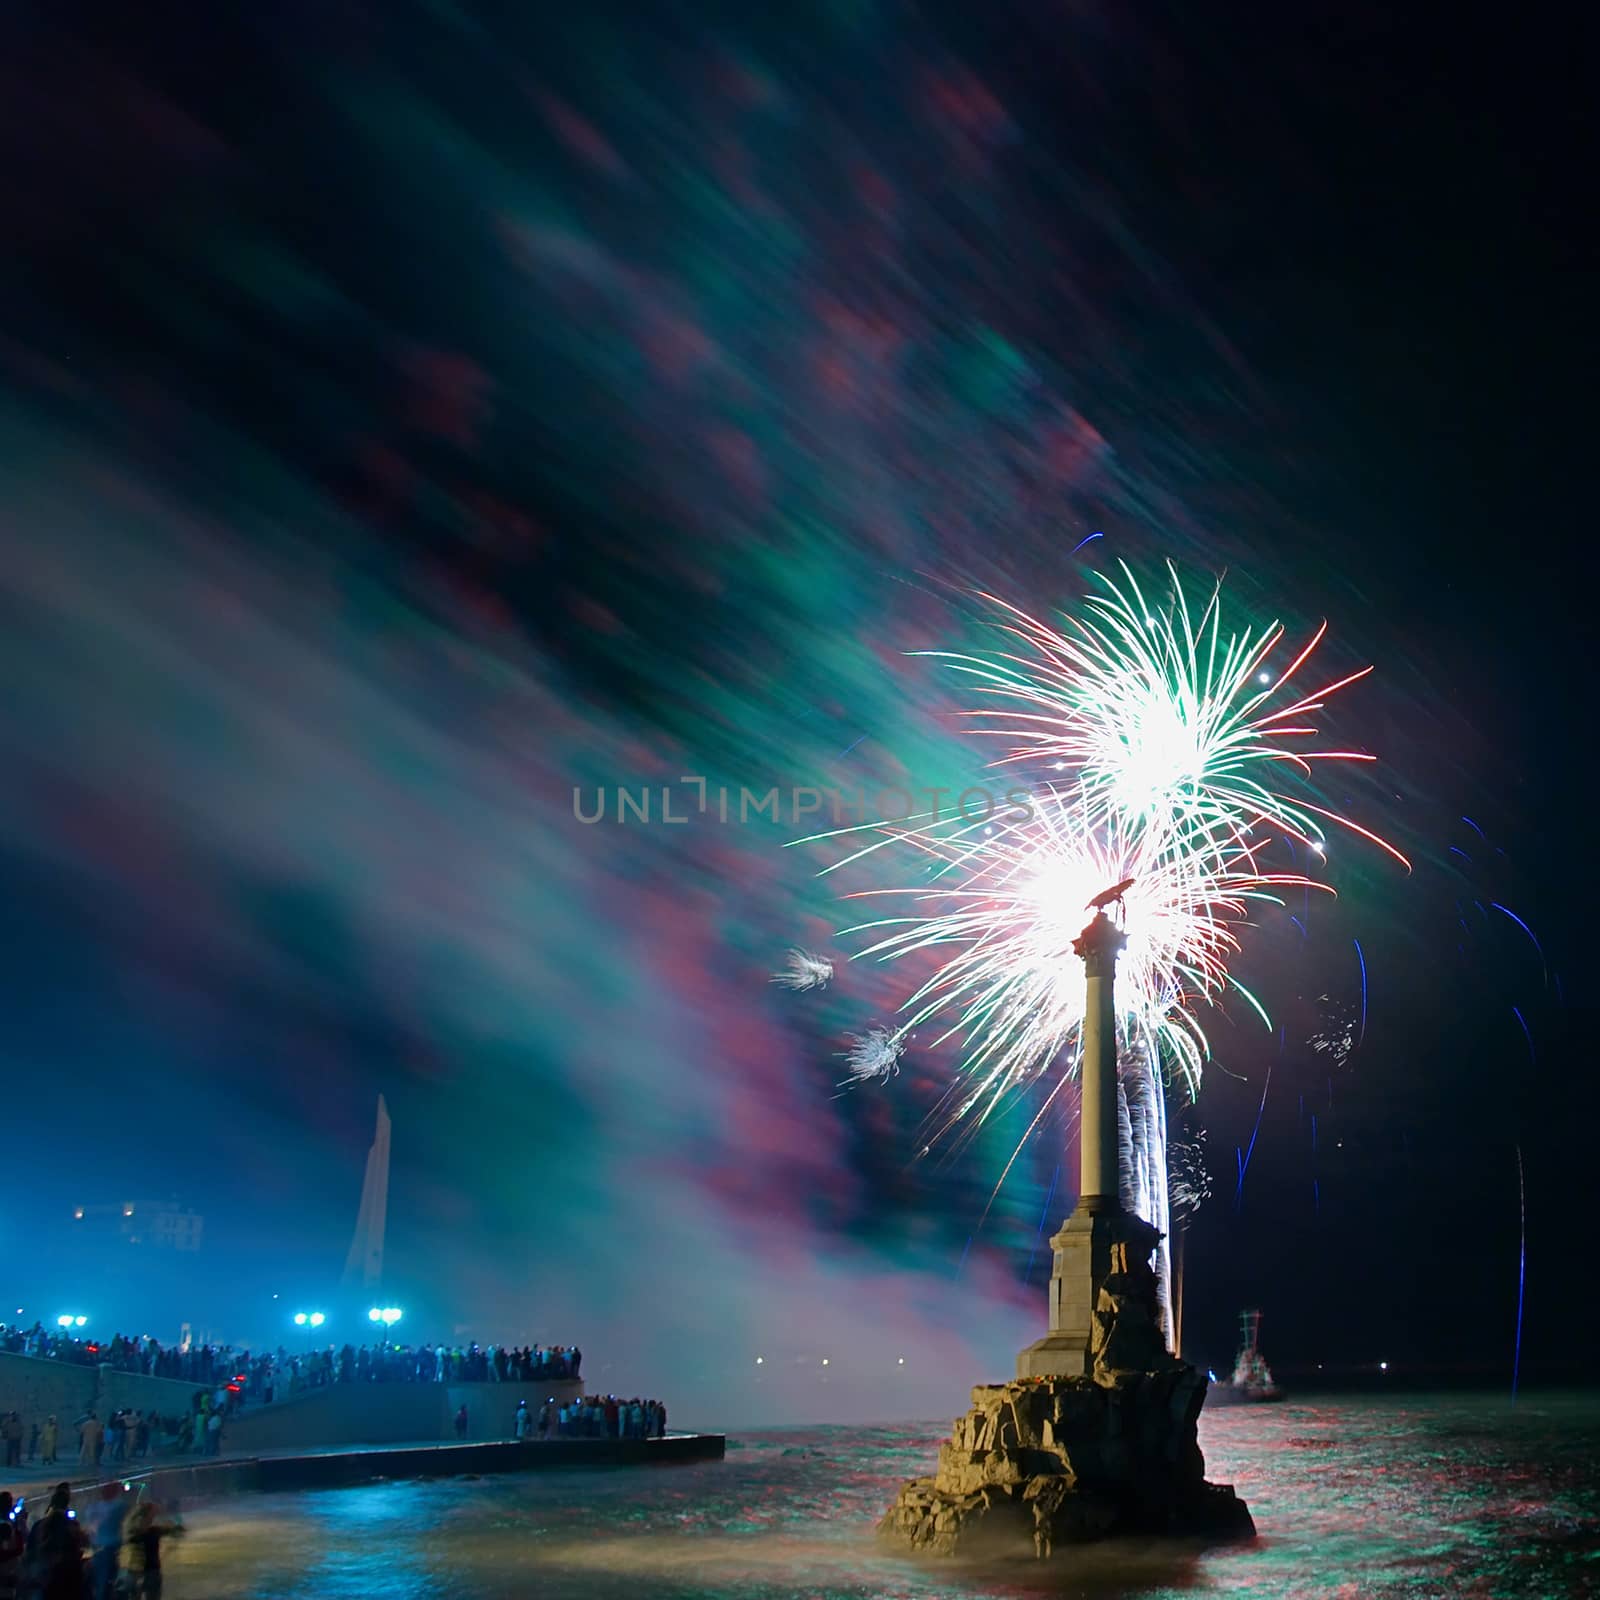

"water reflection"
[167, 1395, 1600, 1599]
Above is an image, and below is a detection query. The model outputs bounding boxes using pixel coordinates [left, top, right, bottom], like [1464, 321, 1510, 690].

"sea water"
[163, 1392, 1600, 1598]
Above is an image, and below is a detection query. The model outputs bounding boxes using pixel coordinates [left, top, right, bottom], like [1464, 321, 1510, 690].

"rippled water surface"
[165, 1392, 1600, 1598]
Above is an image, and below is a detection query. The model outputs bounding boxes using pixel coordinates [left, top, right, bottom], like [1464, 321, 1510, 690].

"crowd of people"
[0, 1387, 673, 1597]
[1, 1481, 182, 1599]
[1, 1323, 583, 1405]
[0, 1336, 670, 1595]
[512, 1394, 667, 1441]
[0, 1324, 265, 1387]
[216, 1340, 583, 1395]
[1, 1330, 594, 1472]
[1, 1400, 225, 1475]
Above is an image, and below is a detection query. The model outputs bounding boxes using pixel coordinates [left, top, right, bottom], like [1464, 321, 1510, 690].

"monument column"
[1017, 911, 1161, 1379]
[881, 913, 1253, 1555]
[1075, 912, 1122, 1212]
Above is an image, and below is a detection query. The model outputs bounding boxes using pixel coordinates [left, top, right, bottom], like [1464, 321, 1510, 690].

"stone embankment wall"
[0, 1352, 99, 1426]
[0, 1352, 205, 1428]
[220, 1378, 585, 1451]
[445, 1381, 584, 1441]
[222, 1382, 451, 1451]
[2, 1350, 592, 1453]
[96, 1367, 214, 1417]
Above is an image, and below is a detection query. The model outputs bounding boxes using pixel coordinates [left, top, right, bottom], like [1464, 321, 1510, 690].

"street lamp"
[294, 1313, 308, 1326]
[309, 1312, 326, 1328]
[369, 1307, 402, 1327]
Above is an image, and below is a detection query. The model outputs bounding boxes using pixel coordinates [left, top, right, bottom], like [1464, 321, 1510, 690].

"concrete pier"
[41, 1432, 726, 1505]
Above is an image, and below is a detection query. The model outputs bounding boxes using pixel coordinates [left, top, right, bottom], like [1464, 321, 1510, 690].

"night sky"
[1, 2, 1591, 1425]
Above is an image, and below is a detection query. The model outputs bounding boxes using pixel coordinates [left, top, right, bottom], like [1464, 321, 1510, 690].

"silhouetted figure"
[0, 1492, 27, 1600]
[25, 1484, 87, 1600]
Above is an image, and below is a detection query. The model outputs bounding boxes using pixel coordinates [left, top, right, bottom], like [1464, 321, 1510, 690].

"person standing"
[77, 1413, 103, 1468]
[454, 1404, 469, 1440]
[84, 1483, 127, 1600]
[39, 1415, 58, 1465]
[121, 1487, 182, 1599]
[1, 1413, 21, 1468]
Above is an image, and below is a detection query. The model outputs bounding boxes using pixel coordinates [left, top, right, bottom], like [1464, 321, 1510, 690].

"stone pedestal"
[879, 1368, 1254, 1558]
[1016, 1204, 1163, 1380]
[882, 1231, 1253, 1560]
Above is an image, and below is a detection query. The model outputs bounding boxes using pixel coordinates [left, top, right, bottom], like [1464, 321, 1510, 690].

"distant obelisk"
[342, 1095, 390, 1288]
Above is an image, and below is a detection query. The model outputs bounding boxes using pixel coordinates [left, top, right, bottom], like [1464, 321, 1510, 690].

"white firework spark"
[825, 793, 1306, 1126]
[1307, 994, 1357, 1066]
[1168, 1130, 1213, 1222]
[793, 570, 1402, 1314]
[771, 947, 835, 991]
[921, 561, 1410, 875]
[838, 1025, 906, 1086]
[1119, 1038, 1174, 1344]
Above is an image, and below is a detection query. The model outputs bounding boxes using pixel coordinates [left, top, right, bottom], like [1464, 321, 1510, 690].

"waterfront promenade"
[4, 1430, 726, 1506]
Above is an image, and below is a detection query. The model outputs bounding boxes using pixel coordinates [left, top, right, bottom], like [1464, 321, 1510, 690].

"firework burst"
[920, 560, 1410, 875]
[1168, 1130, 1213, 1222]
[799, 567, 1402, 1337]
[827, 793, 1316, 1127]
[838, 1025, 907, 1087]
[771, 947, 835, 991]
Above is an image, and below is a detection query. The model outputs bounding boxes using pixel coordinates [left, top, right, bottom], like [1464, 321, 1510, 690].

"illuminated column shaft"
[1073, 912, 1125, 1212]
[1018, 909, 1151, 1381]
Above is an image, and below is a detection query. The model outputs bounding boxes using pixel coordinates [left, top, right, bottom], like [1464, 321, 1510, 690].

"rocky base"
[880, 1369, 1254, 1560]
